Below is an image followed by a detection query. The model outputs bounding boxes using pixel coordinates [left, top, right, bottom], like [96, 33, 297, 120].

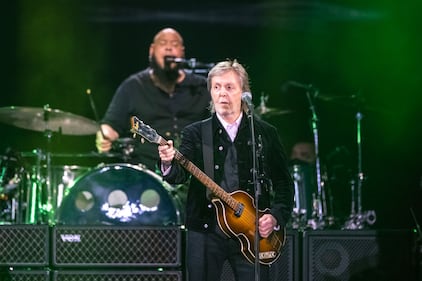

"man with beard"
[96, 28, 211, 172]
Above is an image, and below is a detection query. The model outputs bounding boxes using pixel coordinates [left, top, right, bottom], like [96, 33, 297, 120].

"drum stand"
[343, 107, 376, 229]
[26, 106, 57, 225]
[25, 148, 44, 224]
[304, 87, 328, 230]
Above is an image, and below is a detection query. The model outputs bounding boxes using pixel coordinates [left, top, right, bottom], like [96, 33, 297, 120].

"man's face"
[210, 70, 242, 118]
[149, 30, 185, 70]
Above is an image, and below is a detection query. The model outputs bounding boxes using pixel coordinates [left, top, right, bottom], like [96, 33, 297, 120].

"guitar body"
[212, 190, 286, 265]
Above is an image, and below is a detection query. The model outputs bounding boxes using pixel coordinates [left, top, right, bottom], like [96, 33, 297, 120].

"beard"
[150, 56, 181, 84]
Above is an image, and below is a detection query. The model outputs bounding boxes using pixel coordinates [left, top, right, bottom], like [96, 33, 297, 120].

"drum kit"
[1, 89, 377, 230]
[0, 105, 182, 226]
[259, 86, 377, 231]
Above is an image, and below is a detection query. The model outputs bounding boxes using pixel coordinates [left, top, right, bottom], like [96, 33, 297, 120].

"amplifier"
[220, 230, 300, 281]
[303, 229, 414, 281]
[0, 224, 49, 266]
[52, 225, 182, 268]
[0, 269, 50, 281]
[53, 270, 182, 281]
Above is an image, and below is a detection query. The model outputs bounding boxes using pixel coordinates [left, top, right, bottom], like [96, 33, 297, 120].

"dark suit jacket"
[163, 113, 294, 233]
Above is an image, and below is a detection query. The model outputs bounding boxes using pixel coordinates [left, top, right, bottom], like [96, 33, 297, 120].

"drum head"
[57, 164, 181, 226]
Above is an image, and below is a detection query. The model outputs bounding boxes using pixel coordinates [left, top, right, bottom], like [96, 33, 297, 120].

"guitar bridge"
[234, 203, 244, 217]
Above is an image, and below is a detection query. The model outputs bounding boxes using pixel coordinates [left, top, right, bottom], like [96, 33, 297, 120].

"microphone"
[164, 56, 215, 69]
[164, 56, 185, 64]
[241, 92, 254, 111]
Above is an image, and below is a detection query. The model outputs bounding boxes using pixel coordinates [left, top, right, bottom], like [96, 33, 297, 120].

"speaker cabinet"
[52, 225, 182, 268]
[0, 269, 50, 281]
[220, 230, 299, 281]
[303, 229, 414, 281]
[53, 270, 182, 281]
[0, 225, 49, 266]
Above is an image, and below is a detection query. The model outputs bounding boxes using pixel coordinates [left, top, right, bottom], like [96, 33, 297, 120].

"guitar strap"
[201, 117, 214, 199]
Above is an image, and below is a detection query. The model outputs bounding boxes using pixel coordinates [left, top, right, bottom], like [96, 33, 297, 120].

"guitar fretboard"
[158, 136, 240, 212]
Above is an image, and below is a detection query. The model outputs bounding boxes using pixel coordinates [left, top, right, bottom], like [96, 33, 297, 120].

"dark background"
[1, 0, 421, 229]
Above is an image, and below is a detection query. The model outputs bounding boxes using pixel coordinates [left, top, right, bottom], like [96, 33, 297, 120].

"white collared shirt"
[161, 113, 243, 175]
[216, 112, 243, 142]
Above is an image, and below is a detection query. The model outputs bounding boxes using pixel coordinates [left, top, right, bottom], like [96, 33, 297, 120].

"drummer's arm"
[96, 124, 119, 153]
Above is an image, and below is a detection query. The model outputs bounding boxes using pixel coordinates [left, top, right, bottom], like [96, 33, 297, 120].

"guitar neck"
[157, 136, 238, 211]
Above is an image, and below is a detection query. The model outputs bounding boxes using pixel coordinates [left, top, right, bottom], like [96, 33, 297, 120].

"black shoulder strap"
[201, 117, 214, 181]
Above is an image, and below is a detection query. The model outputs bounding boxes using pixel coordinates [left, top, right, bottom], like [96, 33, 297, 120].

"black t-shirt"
[102, 68, 211, 171]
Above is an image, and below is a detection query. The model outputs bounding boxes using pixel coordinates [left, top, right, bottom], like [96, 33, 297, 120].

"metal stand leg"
[25, 149, 44, 224]
[305, 88, 327, 230]
[343, 109, 376, 229]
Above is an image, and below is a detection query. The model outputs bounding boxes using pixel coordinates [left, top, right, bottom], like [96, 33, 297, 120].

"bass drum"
[56, 163, 182, 226]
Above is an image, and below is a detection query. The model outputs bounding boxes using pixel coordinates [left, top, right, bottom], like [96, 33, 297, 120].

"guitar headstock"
[130, 116, 161, 144]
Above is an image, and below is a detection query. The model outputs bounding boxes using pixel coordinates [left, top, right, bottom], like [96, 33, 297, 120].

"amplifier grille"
[53, 270, 182, 281]
[0, 225, 49, 266]
[52, 226, 182, 267]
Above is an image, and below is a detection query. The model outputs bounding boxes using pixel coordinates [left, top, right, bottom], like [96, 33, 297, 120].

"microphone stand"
[305, 87, 326, 229]
[245, 104, 261, 281]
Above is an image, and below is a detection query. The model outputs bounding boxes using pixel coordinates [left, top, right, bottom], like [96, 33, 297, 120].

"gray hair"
[207, 59, 251, 113]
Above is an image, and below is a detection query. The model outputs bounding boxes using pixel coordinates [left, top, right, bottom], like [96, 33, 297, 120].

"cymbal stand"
[25, 148, 44, 224]
[343, 107, 376, 229]
[25, 104, 56, 225]
[305, 87, 327, 230]
[42, 104, 56, 225]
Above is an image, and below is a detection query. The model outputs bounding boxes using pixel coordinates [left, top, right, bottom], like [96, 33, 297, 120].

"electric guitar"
[130, 116, 285, 265]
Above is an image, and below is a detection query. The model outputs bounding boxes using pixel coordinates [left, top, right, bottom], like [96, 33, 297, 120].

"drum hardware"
[283, 81, 334, 229]
[256, 93, 293, 117]
[0, 148, 30, 224]
[22, 149, 98, 225]
[288, 163, 311, 230]
[0, 104, 106, 225]
[0, 105, 99, 135]
[24, 148, 47, 224]
[343, 99, 376, 229]
[303, 85, 328, 230]
[283, 83, 380, 229]
[0, 104, 101, 224]
[112, 138, 137, 160]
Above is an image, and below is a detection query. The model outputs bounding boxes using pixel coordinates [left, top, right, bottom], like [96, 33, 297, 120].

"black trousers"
[186, 230, 270, 281]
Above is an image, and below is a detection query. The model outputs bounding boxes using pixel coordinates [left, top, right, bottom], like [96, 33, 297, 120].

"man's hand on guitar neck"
[259, 214, 279, 238]
[158, 140, 175, 173]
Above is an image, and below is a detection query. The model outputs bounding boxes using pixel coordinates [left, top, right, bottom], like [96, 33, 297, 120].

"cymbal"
[50, 152, 123, 158]
[256, 106, 292, 117]
[0, 106, 99, 135]
[20, 150, 123, 160]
